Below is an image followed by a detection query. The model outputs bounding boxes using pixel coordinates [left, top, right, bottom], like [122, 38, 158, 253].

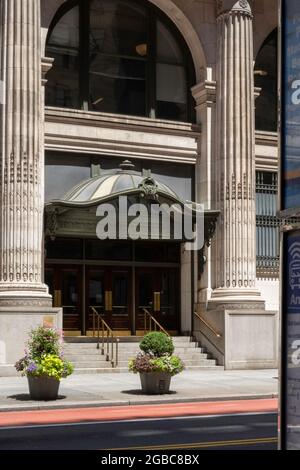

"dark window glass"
[45, 238, 83, 259]
[135, 242, 180, 263]
[89, 0, 147, 115]
[89, 0, 147, 57]
[85, 240, 132, 260]
[156, 20, 187, 121]
[90, 57, 146, 115]
[166, 243, 180, 263]
[45, 153, 91, 202]
[255, 29, 278, 132]
[45, 6, 79, 108]
[46, 0, 195, 122]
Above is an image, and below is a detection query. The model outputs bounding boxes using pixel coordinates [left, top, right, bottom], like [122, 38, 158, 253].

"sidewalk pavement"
[0, 369, 278, 412]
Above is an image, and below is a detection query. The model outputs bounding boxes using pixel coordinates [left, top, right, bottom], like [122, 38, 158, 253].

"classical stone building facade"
[0, 0, 279, 373]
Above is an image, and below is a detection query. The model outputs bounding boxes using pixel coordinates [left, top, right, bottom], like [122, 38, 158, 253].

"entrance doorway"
[45, 239, 181, 336]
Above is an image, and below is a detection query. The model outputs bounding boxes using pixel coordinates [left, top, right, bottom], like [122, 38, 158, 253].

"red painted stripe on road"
[0, 399, 278, 427]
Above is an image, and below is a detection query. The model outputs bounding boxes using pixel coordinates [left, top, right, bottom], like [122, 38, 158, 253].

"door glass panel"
[112, 272, 128, 315]
[87, 270, 105, 330]
[88, 273, 104, 308]
[61, 269, 81, 331]
[160, 271, 176, 313]
[138, 272, 153, 309]
[62, 271, 78, 306]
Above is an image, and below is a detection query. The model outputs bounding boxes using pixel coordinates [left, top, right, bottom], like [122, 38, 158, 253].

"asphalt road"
[0, 411, 277, 451]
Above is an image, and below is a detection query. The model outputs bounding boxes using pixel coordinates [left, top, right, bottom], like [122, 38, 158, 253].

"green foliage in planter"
[129, 353, 184, 376]
[28, 326, 61, 357]
[139, 332, 174, 357]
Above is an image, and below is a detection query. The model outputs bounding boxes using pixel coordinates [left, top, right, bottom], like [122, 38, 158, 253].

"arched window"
[255, 29, 278, 132]
[45, 0, 195, 122]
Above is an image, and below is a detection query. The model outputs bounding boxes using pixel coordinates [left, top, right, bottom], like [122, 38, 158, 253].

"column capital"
[217, 0, 252, 19]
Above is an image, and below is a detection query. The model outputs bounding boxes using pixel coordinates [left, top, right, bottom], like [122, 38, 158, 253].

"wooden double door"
[45, 265, 179, 334]
[135, 267, 179, 332]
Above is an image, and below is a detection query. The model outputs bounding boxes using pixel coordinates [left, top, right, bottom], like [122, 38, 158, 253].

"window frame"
[46, 0, 196, 122]
[254, 28, 278, 132]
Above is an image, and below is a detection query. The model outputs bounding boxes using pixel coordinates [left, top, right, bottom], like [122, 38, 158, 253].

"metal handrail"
[143, 308, 170, 336]
[194, 311, 222, 338]
[90, 306, 119, 368]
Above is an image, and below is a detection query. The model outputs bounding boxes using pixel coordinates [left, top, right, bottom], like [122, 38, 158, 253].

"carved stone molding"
[41, 57, 54, 86]
[191, 81, 217, 109]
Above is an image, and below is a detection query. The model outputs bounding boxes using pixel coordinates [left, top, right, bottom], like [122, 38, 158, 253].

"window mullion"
[79, 0, 90, 110]
[148, 9, 156, 119]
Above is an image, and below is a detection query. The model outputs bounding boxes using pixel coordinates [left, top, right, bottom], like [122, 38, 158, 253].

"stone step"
[72, 364, 224, 374]
[71, 361, 115, 368]
[64, 337, 196, 345]
[63, 344, 201, 352]
[72, 367, 127, 374]
[70, 356, 211, 367]
[63, 336, 220, 373]
[117, 359, 216, 367]
[66, 353, 209, 364]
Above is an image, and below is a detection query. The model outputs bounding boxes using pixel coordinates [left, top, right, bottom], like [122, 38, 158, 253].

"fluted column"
[212, 0, 261, 302]
[0, 0, 50, 305]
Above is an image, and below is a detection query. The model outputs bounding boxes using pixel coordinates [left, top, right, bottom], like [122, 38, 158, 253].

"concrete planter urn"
[139, 372, 172, 395]
[27, 376, 60, 401]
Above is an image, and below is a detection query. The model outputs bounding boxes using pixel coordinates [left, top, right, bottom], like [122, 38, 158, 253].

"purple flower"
[27, 362, 37, 373]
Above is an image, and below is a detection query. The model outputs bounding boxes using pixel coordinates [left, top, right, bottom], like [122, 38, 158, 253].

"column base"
[209, 287, 265, 309]
[0, 306, 63, 373]
[0, 283, 52, 307]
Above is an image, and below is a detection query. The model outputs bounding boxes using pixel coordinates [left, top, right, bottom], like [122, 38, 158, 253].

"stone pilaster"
[192, 76, 216, 305]
[0, 0, 51, 306]
[211, 0, 261, 302]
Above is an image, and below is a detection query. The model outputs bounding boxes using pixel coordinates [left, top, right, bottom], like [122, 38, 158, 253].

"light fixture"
[136, 43, 147, 57]
[254, 70, 268, 77]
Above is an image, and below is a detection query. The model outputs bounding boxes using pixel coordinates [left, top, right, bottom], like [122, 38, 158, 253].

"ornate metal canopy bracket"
[138, 176, 159, 201]
[204, 210, 220, 247]
[45, 207, 59, 241]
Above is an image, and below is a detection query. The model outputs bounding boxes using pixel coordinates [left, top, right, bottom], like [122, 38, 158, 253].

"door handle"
[54, 290, 62, 308]
[154, 292, 161, 312]
[105, 291, 113, 311]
